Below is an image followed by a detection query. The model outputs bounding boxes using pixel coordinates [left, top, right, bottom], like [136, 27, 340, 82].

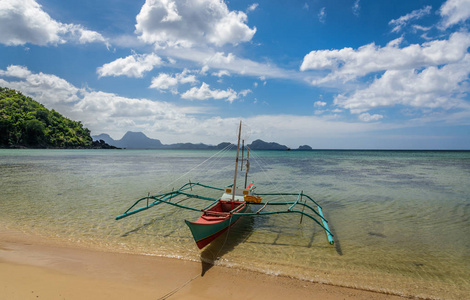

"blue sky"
[1, 0, 470, 149]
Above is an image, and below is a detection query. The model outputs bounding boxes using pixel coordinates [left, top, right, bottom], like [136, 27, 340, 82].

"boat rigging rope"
[249, 149, 291, 203]
[161, 143, 235, 192]
[215, 213, 234, 259]
[156, 273, 201, 300]
[157, 214, 233, 299]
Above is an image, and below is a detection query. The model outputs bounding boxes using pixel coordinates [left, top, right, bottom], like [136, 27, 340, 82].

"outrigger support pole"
[317, 206, 334, 244]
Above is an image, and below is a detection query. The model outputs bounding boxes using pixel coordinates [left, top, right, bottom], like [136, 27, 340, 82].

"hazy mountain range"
[93, 131, 312, 150]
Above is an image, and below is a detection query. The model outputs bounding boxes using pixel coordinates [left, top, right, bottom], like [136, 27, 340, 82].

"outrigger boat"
[116, 122, 334, 249]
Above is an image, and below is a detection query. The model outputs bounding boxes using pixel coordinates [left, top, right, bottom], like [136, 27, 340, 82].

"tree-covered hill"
[0, 87, 92, 148]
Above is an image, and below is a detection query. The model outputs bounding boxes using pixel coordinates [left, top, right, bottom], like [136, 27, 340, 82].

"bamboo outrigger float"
[116, 121, 334, 248]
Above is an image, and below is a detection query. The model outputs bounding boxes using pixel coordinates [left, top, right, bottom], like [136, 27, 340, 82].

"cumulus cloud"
[0, 64, 410, 147]
[76, 91, 183, 120]
[239, 89, 252, 97]
[314, 101, 327, 107]
[247, 3, 259, 13]
[181, 82, 238, 102]
[165, 49, 293, 79]
[149, 74, 178, 91]
[135, 0, 256, 48]
[300, 32, 470, 83]
[72, 89, 202, 140]
[334, 55, 470, 114]
[300, 15, 470, 119]
[149, 70, 198, 92]
[97, 53, 163, 78]
[389, 5, 432, 33]
[0, 65, 80, 105]
[71, 26, 109, 46]
[0, 65, 199, 138]
[439, 0, 470, 29]
[212, 70, 231, 78]
[0, 0, 108, 47]
[358, 113, 383, 122]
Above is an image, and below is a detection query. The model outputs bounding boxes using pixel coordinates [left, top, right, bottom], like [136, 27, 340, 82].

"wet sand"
[0, 228, 405, 300]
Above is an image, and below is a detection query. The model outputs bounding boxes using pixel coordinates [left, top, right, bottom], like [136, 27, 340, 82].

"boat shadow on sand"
[199, 215, 255, 276]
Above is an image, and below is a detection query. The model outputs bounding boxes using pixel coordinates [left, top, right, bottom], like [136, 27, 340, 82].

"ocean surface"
[0, 149, 469, 299]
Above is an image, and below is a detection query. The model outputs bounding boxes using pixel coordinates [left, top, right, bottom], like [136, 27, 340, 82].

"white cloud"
[352, 0, 360, 16]
[389, 5, 432, 33]
[166, 48, 293, 79]
[0, 65, 31, 78]
[149, 73, 178, 91]
[72, 90, 208, 140]
[97, 53, 162, 78]
[334, 55, 470, 114]
[0, 65, 80, 105]
[314, 101, 327, 107]
[74, 27, 108, 45]
[0, 64, 424, 148]
[318, 7, 326, 24]
[412, 25, 432, 32]
[212, 70, 231, 78]
[0, 0, 109, 47]
[247, 3, 259, 13]
[149, 70, 198, 91]
[239, 89, 252, 97]
[200, 65, 210, 75]
[0, 0, 62, 46]
[0, 65, 201, 139]
[75, 91, 183, 120]
[181, 82, 238, 102]
[300, 32, 470, 83]
[439, 0, 470, 29]
[358, 113, 383, 122]
[135, 0, 256, 48]
[300, 10, 470, 123]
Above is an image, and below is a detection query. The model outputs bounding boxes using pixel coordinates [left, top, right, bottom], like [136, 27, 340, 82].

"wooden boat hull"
[185, 200, 247, 249]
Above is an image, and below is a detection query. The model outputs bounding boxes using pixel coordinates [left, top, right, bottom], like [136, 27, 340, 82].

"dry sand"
[0, 227, 405, 300]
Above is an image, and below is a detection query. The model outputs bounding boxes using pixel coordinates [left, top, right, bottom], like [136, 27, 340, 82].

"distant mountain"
[170, 143, 225, 150]
[248, 139, 289, 150]
[120, 131, 163, 149]
[92, 131, 228, 149]
[92, 133, 116, 146]
[93, 132, 162, 149]
[92, 131, 312, 150]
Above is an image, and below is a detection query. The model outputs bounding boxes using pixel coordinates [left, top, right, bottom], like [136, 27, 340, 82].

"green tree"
[0, 87, 93, 148]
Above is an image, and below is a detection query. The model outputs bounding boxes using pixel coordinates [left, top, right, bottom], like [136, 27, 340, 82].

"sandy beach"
[0, 227, 406, 300]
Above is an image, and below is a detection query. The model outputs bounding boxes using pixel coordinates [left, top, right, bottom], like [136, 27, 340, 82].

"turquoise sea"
[0, 149, 469, 299]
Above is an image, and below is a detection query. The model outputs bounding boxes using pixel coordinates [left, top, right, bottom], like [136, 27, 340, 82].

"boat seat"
[201, 215, 228, 220]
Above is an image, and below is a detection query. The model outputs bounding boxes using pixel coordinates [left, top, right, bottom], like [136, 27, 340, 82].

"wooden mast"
[232, 121, 242, 201]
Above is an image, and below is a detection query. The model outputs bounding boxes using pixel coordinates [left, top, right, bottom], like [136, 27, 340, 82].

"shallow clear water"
[1, 149, 469, 298]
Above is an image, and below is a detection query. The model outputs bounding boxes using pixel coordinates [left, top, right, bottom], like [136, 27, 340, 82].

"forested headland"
[0, 87, 107, 148]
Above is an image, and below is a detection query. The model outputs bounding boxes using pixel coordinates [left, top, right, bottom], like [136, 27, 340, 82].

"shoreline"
[0, 227, 406, 300]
